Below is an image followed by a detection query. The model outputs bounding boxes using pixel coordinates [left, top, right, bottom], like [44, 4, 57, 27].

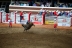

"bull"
[22, 22, 35, 32]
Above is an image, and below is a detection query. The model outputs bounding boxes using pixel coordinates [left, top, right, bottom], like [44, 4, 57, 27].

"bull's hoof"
[24, 30, 27, 32]
[23, 29, 25, 33]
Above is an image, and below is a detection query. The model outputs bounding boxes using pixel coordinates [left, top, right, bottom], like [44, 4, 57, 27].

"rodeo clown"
[8, 18, 12, 28]
[54, 19, 57, 31]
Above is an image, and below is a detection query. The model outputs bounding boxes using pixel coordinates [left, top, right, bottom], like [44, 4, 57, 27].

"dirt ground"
[0, 23, 72, 48]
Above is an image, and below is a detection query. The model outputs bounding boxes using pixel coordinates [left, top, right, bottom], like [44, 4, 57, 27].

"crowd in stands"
[10, 1, 72, 7]
[38, 9, 72, 17]
[8, 1, 72, 17]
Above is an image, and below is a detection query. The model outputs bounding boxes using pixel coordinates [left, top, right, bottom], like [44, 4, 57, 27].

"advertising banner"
[2, 12, 6, 23]
[30, 15, 42, 25]
[57, 16, 71, 27]
[10, 12, 15, 23]
[45, 16, 57, 24]
[16, 13, 20, 24]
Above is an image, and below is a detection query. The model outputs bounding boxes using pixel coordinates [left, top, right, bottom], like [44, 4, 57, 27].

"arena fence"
[0, 11, 72, 27]
[57, 16, 72, 26]
[0, 11, 45, 25]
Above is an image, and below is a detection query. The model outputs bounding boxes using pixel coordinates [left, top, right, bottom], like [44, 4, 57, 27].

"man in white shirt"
[68, 11, 72, 17]
[39, 8, 43, 15]
[33, 3, 36, 6]
[41, 4, 44, 7]
[45, 2, 50, 7]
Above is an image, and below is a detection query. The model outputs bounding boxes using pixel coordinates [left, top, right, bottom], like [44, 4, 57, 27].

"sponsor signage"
[30, 15, 42, 25]
[2, 12, 6, 23]
[57, 16, 71, 27]
[45, 16, 57, 24]
[10, 12, 15, 23]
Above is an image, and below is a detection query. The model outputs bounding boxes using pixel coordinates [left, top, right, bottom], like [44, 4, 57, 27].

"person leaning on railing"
[20, 11, 23, 22]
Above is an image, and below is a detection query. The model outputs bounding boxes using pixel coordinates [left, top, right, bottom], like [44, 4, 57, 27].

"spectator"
[63, 4, 66, 7]
[39, 8, 43, 15]
[10, 1, 15, 5]
[58, 11, 63, 16]
[24, 3, 27, 6]
[57, 10, 60, 16]
[20, 11, 23, 22]
[20, 3, 24, 6]
[49, 11, 54, 16]
[68, 10, 72, 17]
[45, 2, 50, 7]
[41, 3, 44, 7]
[43, 9, 47, 14]
[53, 10, 58, 16]
[45, 10, 50, 16]
[65, 3, 68, 7]
[33, 3, 36, 6]
[15, 1, 19, 5]
[59, 4, 63, 7]
[69, 3, 72, 7]
[62, 11, 67, 16]
[29, 1, 32, 6]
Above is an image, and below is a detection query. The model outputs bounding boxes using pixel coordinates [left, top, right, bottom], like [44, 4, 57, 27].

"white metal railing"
[9, 5, 72, 9]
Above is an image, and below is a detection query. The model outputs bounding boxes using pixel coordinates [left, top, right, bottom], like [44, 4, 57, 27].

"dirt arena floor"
[0, 23, 72, 48]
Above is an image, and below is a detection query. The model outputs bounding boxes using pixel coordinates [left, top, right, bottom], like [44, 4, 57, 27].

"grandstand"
[0, 0, 72, 13]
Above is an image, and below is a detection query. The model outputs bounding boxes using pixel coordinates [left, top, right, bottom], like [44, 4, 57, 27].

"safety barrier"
[0, 11, 72, 26]
[30, 13, 45, 25]
[0, 11, 45, 25]
[57, 16, 71, 27]
[45, 16, 72, 27]
[0, 12, 8, 23]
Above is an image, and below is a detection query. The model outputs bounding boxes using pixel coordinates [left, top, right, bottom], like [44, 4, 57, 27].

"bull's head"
[32, 23, 35, 27]
[29, 22, 35, 27]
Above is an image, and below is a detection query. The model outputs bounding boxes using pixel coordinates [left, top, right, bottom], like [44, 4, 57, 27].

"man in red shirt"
[54, 20, 57, 31]
[54, 10, 57, 16]
[28, 0, 31, 2]
[20, 11, 23, 22]
[54, 10, 59, 17]
[9, 18, 12, 28]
